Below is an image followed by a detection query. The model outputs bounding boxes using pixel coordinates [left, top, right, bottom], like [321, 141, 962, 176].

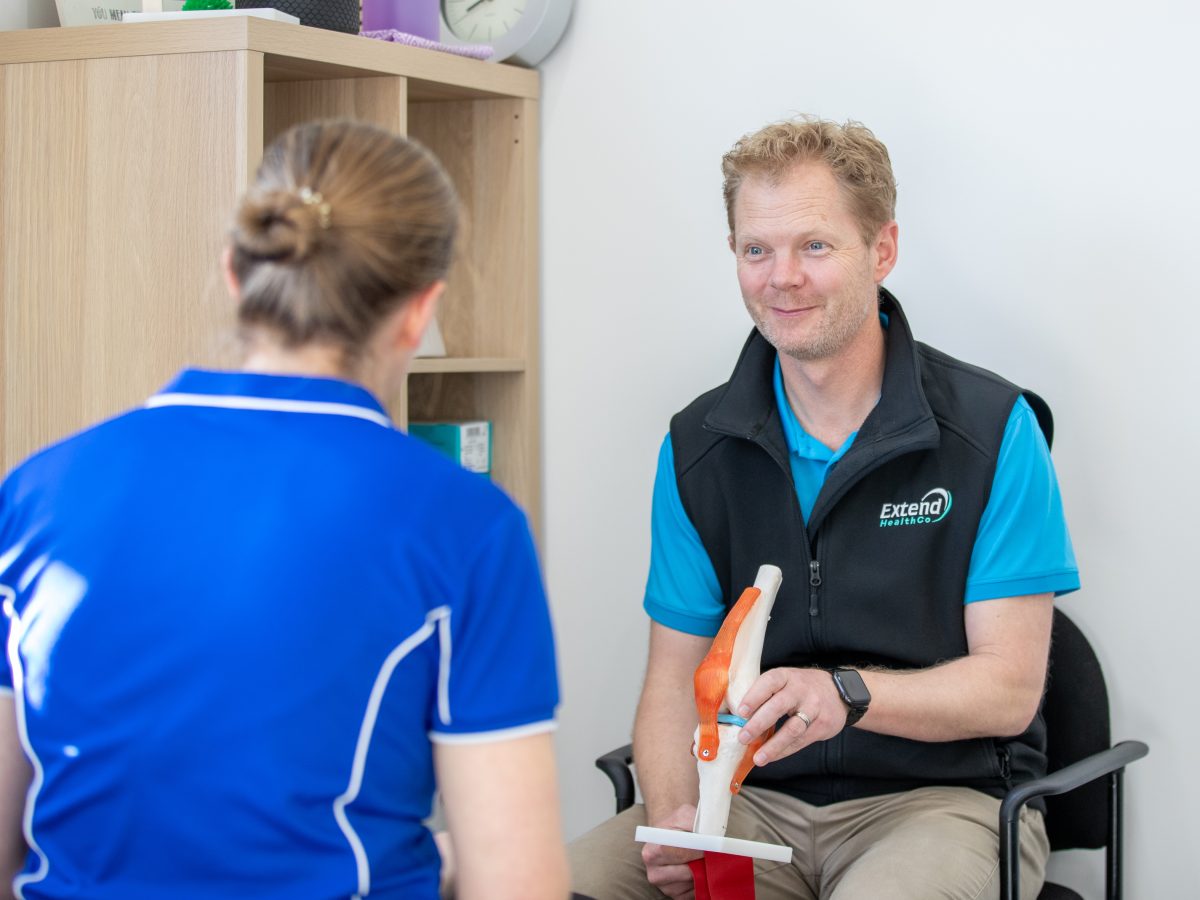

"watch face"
[834, 668, 870, 706]
[441, 0, 525, 43]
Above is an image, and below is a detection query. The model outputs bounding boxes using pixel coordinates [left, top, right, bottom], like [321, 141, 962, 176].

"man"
[570, 117, 1079, 899]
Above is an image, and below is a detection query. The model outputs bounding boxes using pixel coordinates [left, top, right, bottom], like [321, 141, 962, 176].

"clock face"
[439, 0, 574, 67]
[441, 0, 525, 44]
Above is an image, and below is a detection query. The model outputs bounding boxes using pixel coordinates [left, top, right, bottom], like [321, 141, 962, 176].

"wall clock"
[440, 0, 574, 67]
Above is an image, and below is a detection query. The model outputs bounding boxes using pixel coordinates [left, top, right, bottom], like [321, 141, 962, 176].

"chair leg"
[1106, 769, 1125, 900]
[1000, 814, 1021, 900]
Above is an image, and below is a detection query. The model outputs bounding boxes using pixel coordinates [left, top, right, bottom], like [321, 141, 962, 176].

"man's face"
[730, 163, 893, 362]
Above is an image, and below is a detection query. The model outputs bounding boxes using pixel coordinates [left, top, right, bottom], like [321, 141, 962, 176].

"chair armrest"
[595, 744, 636, 815]
[999, 740, 1149, 827]
[999, 740, 1148, 900]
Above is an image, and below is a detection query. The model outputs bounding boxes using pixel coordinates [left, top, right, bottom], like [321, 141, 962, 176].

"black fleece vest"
[670, 289, 1050, 806]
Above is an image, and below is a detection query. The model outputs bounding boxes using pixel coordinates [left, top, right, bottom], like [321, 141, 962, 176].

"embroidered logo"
[879, 488, 952, 528]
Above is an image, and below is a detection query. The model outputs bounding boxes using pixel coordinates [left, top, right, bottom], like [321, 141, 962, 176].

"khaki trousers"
[569, 785, 1049, 900]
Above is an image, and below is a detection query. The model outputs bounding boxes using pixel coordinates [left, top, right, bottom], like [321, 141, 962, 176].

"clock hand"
[465, 0, 490, 11]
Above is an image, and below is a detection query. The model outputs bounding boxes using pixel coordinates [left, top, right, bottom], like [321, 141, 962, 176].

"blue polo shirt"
[0, 369, 559, 899]
[645, 358, 1080, 636]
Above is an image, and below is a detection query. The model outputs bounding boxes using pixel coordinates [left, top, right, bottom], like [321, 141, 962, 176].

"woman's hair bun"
[233, 189, 324, 264]
[231, 120, 458, 355]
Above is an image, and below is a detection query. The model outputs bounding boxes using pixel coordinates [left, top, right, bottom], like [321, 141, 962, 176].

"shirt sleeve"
[964, 396, 1081, 603]
[429, 504, 559, 743]
[643, 434, 726, 636]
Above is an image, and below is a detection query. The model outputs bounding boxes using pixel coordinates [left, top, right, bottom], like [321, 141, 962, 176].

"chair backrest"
[1041, 609, 1112, 851]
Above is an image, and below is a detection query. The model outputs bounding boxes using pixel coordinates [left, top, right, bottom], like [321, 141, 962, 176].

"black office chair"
[595, 609, 1147, 900]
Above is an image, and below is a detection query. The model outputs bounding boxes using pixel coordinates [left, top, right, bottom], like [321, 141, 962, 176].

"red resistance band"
[688, 851, 756, 900]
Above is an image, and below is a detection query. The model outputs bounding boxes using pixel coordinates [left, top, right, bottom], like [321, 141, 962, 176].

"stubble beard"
[748, 293, 877, 363]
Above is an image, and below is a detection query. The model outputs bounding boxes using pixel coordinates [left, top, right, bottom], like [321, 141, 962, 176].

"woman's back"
[0, 367, 557, 898]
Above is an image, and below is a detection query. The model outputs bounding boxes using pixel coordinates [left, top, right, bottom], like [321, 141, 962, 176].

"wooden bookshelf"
[0, 17, 543, 532]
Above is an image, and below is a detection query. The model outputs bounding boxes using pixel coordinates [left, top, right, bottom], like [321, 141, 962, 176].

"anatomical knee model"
[692, 564, 782, 836]
[634, 564, 791, 896]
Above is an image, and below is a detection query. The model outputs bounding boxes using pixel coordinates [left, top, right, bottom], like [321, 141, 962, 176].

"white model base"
[635, 826, 793, 864]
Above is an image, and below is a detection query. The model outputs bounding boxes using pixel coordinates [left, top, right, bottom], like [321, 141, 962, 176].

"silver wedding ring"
[794, 709, 813, 729]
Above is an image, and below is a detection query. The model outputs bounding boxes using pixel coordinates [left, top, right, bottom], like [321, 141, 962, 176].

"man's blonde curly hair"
[721, 117, 896, 245]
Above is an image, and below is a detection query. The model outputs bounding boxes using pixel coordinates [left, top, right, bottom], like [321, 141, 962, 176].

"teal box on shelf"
[409, 421, 492, 475]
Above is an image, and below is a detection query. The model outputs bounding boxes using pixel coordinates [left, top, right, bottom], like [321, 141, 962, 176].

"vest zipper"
[808, 560, 821, 617]
[997, 745, 1012, 787]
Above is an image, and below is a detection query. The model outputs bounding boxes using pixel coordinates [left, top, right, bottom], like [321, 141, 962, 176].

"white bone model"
[691, 564, 782, 836]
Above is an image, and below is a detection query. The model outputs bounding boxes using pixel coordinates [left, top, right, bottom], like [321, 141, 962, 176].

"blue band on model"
[717, 713, 748, 727]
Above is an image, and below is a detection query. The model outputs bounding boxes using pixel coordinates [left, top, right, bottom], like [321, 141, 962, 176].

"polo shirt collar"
[148, 369, 392, 428]
[772, 358, 856, 465]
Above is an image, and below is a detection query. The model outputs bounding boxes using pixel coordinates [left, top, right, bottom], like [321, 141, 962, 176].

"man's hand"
[641, 803, 701, 899]
[735, 667, 847, 766]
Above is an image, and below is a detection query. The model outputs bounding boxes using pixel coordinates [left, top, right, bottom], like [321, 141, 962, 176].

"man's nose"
[768, 252, 806, 291]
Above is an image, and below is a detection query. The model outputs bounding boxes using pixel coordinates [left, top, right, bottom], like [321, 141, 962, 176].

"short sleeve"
[429, 505, 559, 743]
[964, 396, 1081, 602]
[643, 435, 725, 636]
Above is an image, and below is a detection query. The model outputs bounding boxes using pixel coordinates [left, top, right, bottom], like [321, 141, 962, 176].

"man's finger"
[738, 680, 804, 743]
[648, 868, 700, 897]
[643, 841, 703, 867]
[735, 668, 789, 720]
[753, 715, 812, 765]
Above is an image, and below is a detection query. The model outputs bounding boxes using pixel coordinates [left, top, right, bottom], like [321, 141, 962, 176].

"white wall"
[0, 1, 59, 31]
[539, 1, 1197, 896]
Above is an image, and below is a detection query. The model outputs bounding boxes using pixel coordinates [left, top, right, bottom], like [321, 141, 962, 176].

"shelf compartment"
[404, 370, 539, 526]
[408, 97, 537, 361]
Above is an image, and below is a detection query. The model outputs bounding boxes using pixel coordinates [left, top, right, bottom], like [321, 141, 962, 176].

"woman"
[0, 121, 568, 899]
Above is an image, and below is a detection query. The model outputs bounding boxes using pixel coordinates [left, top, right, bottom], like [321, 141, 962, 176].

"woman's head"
[229, 120, 459, 364]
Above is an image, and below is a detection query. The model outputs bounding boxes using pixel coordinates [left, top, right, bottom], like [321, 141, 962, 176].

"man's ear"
[221, 245, 241, 302]
[728, 234, 737, 254]
[872, 221, 900, 283]
[394, 280, 445, 351]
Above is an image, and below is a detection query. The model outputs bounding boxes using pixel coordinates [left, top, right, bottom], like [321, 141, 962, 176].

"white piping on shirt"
[436, 613, 452, 726]
[3, 586, 50, 900]
[429, 719, 558, 746]
[333, 605, 451, 899]
[145, 393, 392, 429]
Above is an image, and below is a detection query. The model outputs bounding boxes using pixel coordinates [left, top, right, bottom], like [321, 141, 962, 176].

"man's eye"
[746, 246, 764, 257]
[808, 241, 827, 252]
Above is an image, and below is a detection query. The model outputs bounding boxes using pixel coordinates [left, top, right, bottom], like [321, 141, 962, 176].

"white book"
[415, 317, 447, 358]
[56, 2, 155, 26]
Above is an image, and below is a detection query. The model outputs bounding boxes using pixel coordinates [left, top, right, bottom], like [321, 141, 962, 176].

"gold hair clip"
[298, 186, 332, 230]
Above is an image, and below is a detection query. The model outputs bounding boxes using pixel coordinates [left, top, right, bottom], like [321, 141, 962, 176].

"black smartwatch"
[830, 668, 871, 726]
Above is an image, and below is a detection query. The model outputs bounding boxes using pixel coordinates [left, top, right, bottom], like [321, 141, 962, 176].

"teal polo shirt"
[645, 358, 1080, 637]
